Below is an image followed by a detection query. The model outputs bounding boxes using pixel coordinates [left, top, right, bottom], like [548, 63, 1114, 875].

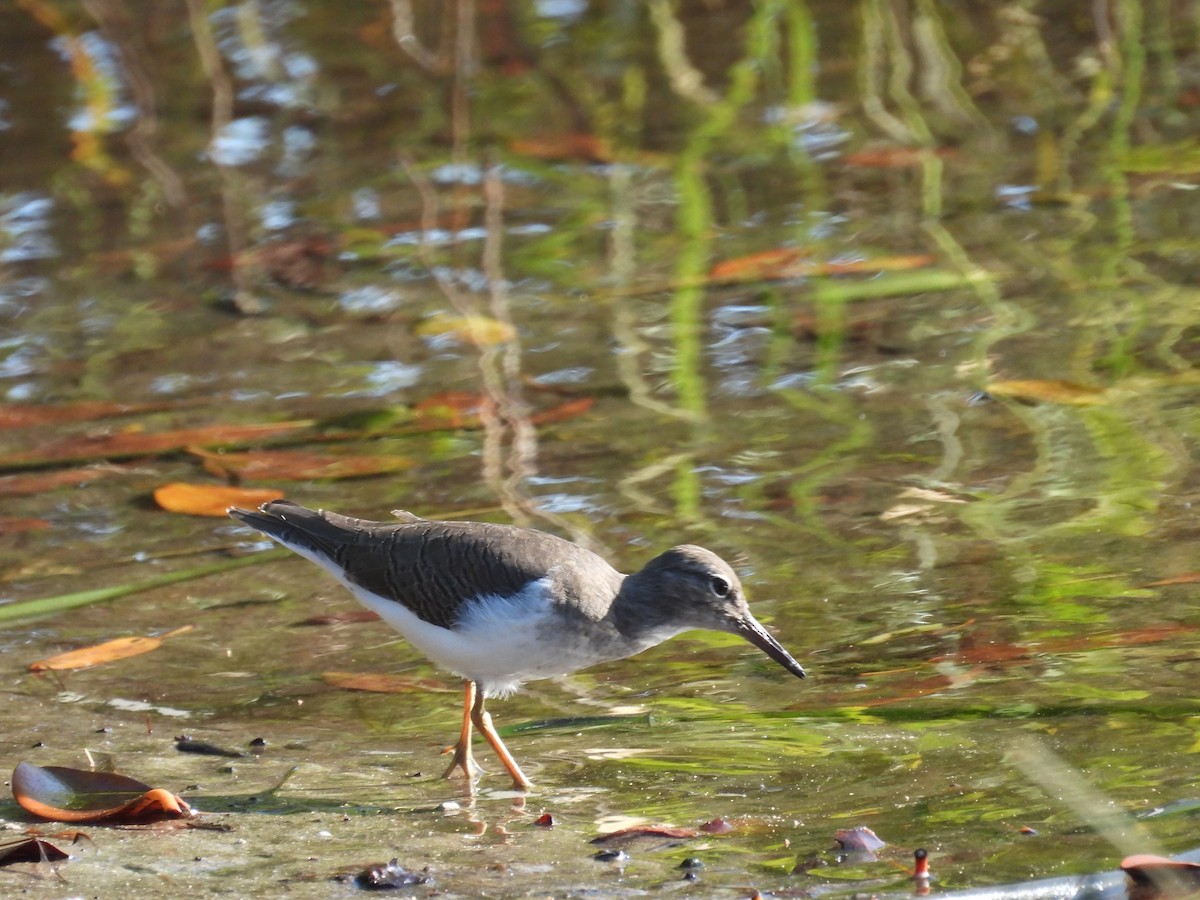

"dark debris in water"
[175, 735, 245, 758]
[351, 858, 434, 890]
[592, 849, 630, 863]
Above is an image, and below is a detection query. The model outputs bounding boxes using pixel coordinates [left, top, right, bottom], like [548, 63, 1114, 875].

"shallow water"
[2, 1, 1200, 896]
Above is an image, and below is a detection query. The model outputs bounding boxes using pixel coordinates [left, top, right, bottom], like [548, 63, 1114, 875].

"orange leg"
[470, 686, 532, 791]
[441, 681, 484, 783]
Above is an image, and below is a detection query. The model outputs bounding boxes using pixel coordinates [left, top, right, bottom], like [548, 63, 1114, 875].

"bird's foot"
[440, 741, 484, 782]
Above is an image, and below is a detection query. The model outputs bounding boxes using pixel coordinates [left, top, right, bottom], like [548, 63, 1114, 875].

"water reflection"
[4, 0, 1200, 893]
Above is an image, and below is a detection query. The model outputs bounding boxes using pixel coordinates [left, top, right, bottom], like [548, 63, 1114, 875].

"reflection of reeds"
[184, 0, 253, 308]
[85, 0, 186, 208]
[1010, 734, 1161, 859]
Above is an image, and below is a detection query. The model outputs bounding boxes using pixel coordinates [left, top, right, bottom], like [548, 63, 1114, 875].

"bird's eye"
[709, 576, 730, 597]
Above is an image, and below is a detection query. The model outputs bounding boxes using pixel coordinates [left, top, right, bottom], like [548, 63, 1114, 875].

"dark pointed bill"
[736, 614, 807, 680]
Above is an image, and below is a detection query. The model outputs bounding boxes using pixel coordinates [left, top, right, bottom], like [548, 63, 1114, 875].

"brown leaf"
[835, 826, 886, 853]
[529, 397, 595, 426]
[414, 391, 487, 428]
[155, 483, 285, 517]
[984, 379, 1107, 406]
[842, 146, 955, 168]
[509, 133, 612, 162]
[0, 517, 51, 534]
[0, 467, 122, 497]
[29, 626, 193, 672]
[189, 447, 412, 482]
[0, 421, 313, 468]
[1142, 572, 1200, 587]
[1121, 854, 1200, 898]
[0, 401, 176, 429]
[257, 236, 336, 291]
[322, 671, 457, 693]
[591, 825, 698, 844]
[709, 249, 936, 285]
[12, 762, 193, 823]
[0, 834, 72, 865]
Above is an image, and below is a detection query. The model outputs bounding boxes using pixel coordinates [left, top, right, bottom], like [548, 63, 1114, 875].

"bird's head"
[621, 545, 806, 680]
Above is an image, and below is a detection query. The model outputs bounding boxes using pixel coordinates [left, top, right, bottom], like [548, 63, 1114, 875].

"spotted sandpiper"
[227, 500, 806, 791]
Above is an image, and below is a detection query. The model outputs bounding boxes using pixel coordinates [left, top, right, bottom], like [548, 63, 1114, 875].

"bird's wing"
[230, 501, 610, 629]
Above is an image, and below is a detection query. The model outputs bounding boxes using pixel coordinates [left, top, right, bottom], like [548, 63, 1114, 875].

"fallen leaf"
[257, 236, 336, 291]
[984, 379, 1107, 406]
[509, 133, 611, 162]
[0, 832, 83, 866]
[0, 421, 313, 469]
[414, 391, 488, 428]
[12, 762, 194, 823]
[155, 483, 285, 517]
[710, 248, 805, 282]
[1142, 572, 1200, 588]
[709, 250, 936, 285]
[189, 447, 411, 482]
[835, 825, 887, 862]
[591, 825, 698, 844]
[322, 671, 457, 693]
[416, 313, 516, 347]
[0, 467, 122, 497]
[836, 826, 886, 852]
[1121, 854, 1200, 899]
[29, 626, 193, 672]
[530, 397, 594, 426]
[0, 400, 178, 429]
[0, 517, 51, 534]
[842, 146, 955, 168]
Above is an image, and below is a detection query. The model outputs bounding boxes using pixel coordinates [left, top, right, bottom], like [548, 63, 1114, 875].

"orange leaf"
[710, 248, 805, 282]
[984, 379, 1106, 406]
[188, 447, 411, 482]
[709, 249, 936, 284]
[12, 762, 193, 823]
[529, 397, 594, 425]
[29, 626, 194, 672]
[155, 483, 284, 517]
[322, 671, 457, 694]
